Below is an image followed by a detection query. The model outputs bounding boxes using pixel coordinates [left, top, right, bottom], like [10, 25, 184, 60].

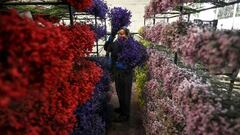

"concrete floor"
[107, 83, 146, 135]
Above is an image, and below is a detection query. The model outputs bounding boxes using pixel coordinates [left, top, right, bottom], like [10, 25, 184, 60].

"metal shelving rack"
[144, 0, 240, 25]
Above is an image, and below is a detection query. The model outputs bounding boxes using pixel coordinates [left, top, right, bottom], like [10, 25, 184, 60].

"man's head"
[117, 27, 130, 40]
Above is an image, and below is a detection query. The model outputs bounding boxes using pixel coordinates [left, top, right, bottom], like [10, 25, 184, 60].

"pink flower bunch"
[196, 31, 240, 73]
[144, 0, 175, 18]
[178, 80, 240, 135]
[143, 79, 181, 135]
[143, 48, 240, 135]
[144, 0, 194, 18]
[160, 21, 188, 50]
[157, 97, 185, 125]
[178, 29, 240, 73]
[141, 21, 188, 51]
[142, 80, 163, 134]
[177, 27, 202, 65]
[141, 23, 164, 44]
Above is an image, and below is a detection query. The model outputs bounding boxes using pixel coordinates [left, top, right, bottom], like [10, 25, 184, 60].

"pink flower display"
[144, 0, 194, 18]
[141, 22, 240, 74]
[178, 29, 240, 73]
[142, 48, 240, 135]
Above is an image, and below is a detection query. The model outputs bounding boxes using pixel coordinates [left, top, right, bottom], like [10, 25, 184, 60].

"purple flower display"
[72, 57, 111, 135]
[117, 37, 147, 69]
[89, 24, 107, 40]
[108, 7, 132, 33]
[85, 0, 108, 19]
[90, 25, 107, 40]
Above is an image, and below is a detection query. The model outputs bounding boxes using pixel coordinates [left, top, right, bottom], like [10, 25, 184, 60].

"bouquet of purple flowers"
[116, 37, 147, 69]
[108, 7, 132, 33]
[85, 0, 108, 19]
[91, 25, 107, 40]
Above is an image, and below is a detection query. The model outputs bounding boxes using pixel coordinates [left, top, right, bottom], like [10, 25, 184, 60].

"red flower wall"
[0, 10, 102, 135]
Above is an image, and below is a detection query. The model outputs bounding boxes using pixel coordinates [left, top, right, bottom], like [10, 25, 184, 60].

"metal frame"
[72, 12, 108, 56]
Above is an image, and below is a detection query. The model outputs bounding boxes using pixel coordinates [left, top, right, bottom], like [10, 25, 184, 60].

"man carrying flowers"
[104, 27, 147, 122]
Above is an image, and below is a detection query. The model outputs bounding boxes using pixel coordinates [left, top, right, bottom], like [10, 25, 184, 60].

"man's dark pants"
[113, 69, 133, 118]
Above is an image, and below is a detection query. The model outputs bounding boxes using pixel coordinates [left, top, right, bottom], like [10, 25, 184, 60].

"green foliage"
[135, 65, 148, 107]
[139, 39, 151, 48]
[8, 5, 68, 18]
[138, 26, 144, 36]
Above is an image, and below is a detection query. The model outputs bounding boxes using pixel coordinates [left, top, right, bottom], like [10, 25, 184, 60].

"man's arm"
[104, 30, 118, 51]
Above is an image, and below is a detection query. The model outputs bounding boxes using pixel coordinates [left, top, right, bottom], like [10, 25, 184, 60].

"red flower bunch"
[0, 10, 73, 134]
[0, 10, 70, 108]
[65, 23, 95, 57]
[0, 10, 102, 135]
[70, 58, 102, 104]
[66, 0, 93, 11]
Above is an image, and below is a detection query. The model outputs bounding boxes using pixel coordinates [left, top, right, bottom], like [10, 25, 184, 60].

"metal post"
[153, 1, 156, 25]
[174, 53, 178, 64]
[95, 15, 99, 56]
[187, 14, 190, 22]
[153, 14, 156, 25]
[231, 3, 237, 30]
[228, 69, 239, 98]
[179, 0, 183, 21]
[228, 78, 235, 98]
[68, 4, 73, 25]
[104, 18, 107, 41]
[174, 0, 184, 65]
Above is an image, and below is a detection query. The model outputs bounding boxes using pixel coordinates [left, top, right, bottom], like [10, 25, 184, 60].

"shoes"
[113, 115, 129, 123]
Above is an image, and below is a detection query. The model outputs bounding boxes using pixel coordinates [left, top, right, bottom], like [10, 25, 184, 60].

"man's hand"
[115, 62, 127, 70]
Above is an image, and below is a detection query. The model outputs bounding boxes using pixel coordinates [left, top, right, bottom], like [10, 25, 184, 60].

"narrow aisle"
[107, 83, 145, 135]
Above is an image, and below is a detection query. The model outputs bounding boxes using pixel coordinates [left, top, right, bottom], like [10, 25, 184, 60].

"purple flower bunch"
[73, 102, 106, 135]
[117, 37, 147, 69]
[73, 58, 111, 135]
[108, 7, 132, 33]
[93, 25, 107, 40]
[85, 0, 108, 19]
[142, 48, 240, 135]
